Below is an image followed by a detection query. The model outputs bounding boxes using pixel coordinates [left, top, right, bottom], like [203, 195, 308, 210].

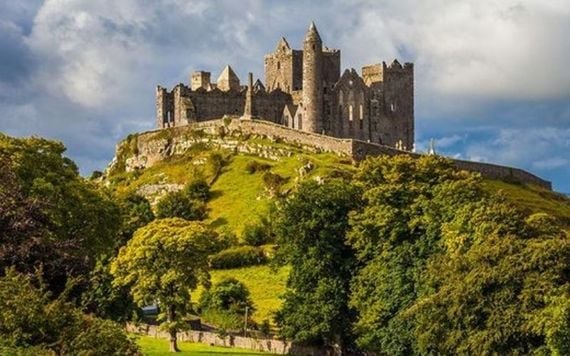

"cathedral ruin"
[156, 22, 414, 150]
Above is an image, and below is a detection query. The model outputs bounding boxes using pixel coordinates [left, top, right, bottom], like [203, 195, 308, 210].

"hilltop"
[103, 119, 570, 324]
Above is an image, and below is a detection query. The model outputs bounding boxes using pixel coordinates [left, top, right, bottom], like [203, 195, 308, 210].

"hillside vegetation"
[105, 129, 570, 339]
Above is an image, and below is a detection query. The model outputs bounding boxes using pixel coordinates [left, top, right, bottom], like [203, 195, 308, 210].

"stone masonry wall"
[126, 323, 330, 355]
[117, 118, 551, 190]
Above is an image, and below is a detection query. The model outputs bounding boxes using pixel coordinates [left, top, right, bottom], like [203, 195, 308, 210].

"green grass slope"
[483, 180, 570, 225]
[136, 335, 269, 355]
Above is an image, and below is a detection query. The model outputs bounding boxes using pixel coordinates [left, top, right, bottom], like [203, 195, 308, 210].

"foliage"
[111, 218, 220, 351]
[199, 278, 254, 316]
[200, 265, 290, 324]
[274, 179, 362, 349]
[410, 209, 570, 355]
[348, 155, 484, 354]
[65, 317, 140, 355]
[117, 192, 155, 246]
[348, 155, 570, 355]
[0, 134, 121, 295]
[242, 220, 274, 246]
[184, 178, 211, 202]
[0, 268, 139, 355]
[81, 255, 140, 323]
[210, 246, 267, 269]
[155, 190, 206, 221]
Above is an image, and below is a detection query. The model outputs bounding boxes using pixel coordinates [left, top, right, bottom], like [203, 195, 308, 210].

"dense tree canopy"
[111, 218, 220, 352]
[0, 134, 121, 295]
[275, 179, 361, 350]
[0, 268, 139, 355]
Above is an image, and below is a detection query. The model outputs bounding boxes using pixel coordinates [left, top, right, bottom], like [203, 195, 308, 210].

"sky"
[0, 0, 569, 192]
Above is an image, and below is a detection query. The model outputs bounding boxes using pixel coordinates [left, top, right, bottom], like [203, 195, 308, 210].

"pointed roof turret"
[216, 65, 241, 91]
[304, 21, 322, 43]
[276, 37, 291, 52]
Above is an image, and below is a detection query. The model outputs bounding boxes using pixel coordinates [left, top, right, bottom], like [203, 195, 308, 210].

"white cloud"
[466, 127, 570, 170]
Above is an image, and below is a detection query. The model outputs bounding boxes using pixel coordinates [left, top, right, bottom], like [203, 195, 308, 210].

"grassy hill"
[105, 128, 570, 328]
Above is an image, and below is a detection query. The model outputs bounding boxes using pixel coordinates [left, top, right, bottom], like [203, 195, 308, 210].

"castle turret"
[301, 21, 323, 133]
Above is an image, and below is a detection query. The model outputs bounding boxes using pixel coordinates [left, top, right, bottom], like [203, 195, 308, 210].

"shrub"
[155, 191, 206, 221]
[184, 178, 211, 202]
[199, 278, 254, 315]
[245, 160, 271, 174]
[65, 317, 140, 355]
[0, 268, 140, 355]
[242, 223, 269, 246]
[210, 246, 267, 269]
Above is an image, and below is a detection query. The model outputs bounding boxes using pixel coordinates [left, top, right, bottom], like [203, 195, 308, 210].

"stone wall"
[116, 118, 551, 190]
[351, 140, 552, 189]
[126, 323, 330, 355]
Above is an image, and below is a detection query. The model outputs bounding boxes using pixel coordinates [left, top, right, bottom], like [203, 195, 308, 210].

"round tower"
[302, 21, 323, 133]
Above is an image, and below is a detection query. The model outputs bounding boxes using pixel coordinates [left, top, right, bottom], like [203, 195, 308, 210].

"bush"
[199, 278, 254, 315]
[245, 160, 271, 174]
[0, 268, 140, 355]
[155, 191, 206, 221]
[184, 178, 211, 202]
[210, 246, 267, 269]
[65, 317, 140, 355]
[242, 223, 269, 246]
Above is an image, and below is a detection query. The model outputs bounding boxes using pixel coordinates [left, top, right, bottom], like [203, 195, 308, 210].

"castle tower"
[301, 21, 323, 133]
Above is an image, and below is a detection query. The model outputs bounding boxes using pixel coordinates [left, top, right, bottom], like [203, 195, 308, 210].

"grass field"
[482, 179, 570, 224]
[136, 335, 269, 355]
[195, 265, 290, 325]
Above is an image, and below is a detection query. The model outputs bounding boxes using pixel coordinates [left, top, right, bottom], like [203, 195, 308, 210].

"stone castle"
[156, 22, 414, 151]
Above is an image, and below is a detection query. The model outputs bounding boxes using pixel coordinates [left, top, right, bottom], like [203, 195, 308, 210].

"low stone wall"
[351, 140, 552, 190]
[120, 118, 551, 190]
[126, 323, 329, 355]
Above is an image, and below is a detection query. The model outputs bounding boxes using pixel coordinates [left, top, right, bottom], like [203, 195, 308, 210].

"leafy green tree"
[274, 179, 361, 350]
[156, 191, 206, 221]
[410, 207, 570, 355]
[118, 192, 155, 245]
[348, 155, 483, 354]
[199, 277, 254, 315]
[0, 134, 121, 295]
[0, 268, 139, 355]
[81, 255, 140, 323]
[111, 218, 220, 352]
[199, 278, 255, 333]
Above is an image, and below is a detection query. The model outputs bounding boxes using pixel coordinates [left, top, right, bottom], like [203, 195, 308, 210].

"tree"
[199, 278, 255, 333]
[117, 192, 155, 246]
[0, 134, 121, 296]
[111, 218, 220, 352]
[410, 207, 570, 355]
[0, 268, 139, 355]
[348, 155, 483, 354]
[274, 179, 361, 350]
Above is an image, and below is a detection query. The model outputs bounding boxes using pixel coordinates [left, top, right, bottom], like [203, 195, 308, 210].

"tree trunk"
[168, 304, 179, 352]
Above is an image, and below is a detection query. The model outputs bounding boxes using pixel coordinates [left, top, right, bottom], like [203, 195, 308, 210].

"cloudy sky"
[1, 0, 569, 191]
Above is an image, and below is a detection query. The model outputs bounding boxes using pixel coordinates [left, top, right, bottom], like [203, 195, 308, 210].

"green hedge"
[210, 246, 267, 269]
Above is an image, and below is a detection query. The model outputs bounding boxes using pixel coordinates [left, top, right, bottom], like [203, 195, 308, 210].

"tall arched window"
[349, 105, 353, 121]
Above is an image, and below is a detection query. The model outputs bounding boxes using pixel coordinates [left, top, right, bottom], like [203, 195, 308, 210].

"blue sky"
[0, 0, 569, 192]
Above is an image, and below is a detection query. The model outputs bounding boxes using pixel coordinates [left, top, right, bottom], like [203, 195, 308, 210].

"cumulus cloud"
[0, 0, 568, 190]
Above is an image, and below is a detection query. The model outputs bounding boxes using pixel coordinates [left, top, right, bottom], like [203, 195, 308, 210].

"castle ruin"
[156, 22, 414, 151]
